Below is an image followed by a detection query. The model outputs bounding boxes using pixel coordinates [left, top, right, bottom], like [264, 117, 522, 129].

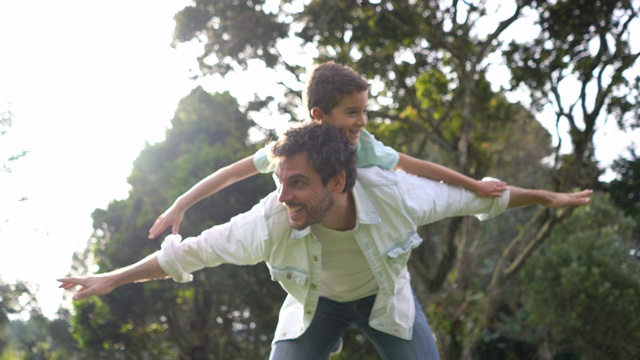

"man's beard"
[290, 189, 334, 230]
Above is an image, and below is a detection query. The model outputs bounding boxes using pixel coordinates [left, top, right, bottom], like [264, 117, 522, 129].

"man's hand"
[539, 189, 593, 208]
[507, 187, 593, 209]
[58, 275, 116, 301]
[58, 253, 167, 300]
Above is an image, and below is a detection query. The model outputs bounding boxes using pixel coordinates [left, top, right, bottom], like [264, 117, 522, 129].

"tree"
[606, 147, 640, 259]
[518, 193, 640, 360]
[169, 1, 639, 358]
[70, 87, 280, 359]
[504, 0, 640, 190]
[0, 279, 36, 356]
[608, 148, 640, 218]
[6, 309, 81, 360]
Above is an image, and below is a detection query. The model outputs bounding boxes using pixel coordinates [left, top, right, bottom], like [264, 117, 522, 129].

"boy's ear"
[310, 107, 325, 122]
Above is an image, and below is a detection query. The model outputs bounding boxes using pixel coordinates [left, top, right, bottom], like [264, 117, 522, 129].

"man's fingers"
[73, 288, 93, 301]
[57, 277, 83, 288]
[59, 282, 75, 289]
[57, 278, 94, 300]
[574, 189, 593, 197]
[570, 189, 593, 204]
[555, 189, 592, 207]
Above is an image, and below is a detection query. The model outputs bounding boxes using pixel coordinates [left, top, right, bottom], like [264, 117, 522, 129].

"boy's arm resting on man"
[57, 252, 168, 301]
[506, 186, 592, 209]
[395, 153, 507, 197]
[148, 155, 259, 239]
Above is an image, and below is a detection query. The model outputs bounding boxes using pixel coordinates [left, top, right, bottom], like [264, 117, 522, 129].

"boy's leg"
[269, 297, 351, 360]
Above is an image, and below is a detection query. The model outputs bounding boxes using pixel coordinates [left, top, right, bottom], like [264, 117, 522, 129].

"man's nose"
[277, 185, 289, 204]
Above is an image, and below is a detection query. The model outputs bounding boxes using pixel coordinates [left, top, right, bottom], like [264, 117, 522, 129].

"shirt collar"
[351, 179, 381, 225]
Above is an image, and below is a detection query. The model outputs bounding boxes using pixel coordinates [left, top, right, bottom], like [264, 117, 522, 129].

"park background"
[1, 0, 639, 359]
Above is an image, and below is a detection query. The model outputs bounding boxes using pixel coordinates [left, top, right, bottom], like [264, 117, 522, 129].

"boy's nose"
[359, 113, 367, 126]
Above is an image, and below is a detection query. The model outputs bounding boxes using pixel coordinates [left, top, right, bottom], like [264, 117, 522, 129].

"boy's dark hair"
[305, 61, 371, 118]
[271, 123, 357, 193]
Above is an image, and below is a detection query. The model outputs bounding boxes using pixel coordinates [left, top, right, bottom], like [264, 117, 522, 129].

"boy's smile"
[313, 91, 368, 145]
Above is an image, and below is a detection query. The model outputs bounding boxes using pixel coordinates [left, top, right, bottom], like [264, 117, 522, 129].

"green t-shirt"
[252, 129, 400, 173]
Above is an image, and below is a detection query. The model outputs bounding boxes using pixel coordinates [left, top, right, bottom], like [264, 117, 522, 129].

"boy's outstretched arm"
[396, 153, 507, 197]
[58, 252, 167, 300]
[148, 156, 259, 239]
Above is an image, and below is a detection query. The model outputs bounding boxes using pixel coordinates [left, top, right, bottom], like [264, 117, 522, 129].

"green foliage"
[96, 1, 638, 358]
[0, 308, 81, 360]
[172, 0, 289, 76]
[607, 148, 640, 219]
[504, 0, 639, 189]
[520, 193, 640, 359]
[74, 87, 280, 358]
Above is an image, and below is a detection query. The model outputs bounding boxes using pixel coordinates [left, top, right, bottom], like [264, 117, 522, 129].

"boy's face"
[312, 91, 368, 145]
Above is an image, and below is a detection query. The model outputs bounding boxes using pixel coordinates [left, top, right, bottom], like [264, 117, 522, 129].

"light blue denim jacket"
[157, 167, 509, 342]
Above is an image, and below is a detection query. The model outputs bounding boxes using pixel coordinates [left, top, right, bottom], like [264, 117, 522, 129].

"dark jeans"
[269, 294, 441, 360]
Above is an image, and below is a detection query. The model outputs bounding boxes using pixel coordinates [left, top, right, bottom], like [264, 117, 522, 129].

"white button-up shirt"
[157, 167, 509, 342]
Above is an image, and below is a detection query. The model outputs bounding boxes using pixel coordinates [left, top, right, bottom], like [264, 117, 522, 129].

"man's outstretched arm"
[58, 252, 168, 300]
[507, 187, 592, 209]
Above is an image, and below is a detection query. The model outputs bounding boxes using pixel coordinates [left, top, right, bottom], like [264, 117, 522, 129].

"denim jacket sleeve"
[396, 170, 510, 225]
[157, 200, 270, 282]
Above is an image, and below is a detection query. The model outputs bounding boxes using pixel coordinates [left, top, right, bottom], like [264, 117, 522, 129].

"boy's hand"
[473, 179, 508, 197]
[148, 206, 184, 239]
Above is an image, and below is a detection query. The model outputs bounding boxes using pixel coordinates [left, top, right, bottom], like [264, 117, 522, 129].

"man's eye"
[292, 180, 303, 187]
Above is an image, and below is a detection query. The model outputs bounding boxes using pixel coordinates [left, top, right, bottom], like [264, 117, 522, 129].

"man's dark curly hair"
[271, 123, 357, 193]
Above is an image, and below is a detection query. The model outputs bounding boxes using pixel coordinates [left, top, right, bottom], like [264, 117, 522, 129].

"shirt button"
[311, 283, 317, 289]
[305, 310, 312, 314]
[286, 273, 292, 279]
[313, 255, 319, 262]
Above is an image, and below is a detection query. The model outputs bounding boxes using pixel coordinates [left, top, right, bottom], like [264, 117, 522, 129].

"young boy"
[148, 61, 507, 239]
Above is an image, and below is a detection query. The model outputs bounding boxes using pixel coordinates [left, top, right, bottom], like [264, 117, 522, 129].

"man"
[59, 124, 592, 359]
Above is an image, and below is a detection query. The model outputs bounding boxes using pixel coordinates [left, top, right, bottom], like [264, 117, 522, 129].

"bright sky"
[0, 1, 637, 320]
[0, 1, 196, 318]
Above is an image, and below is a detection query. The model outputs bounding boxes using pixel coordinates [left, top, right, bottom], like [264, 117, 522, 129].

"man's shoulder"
[356, 167, 402, 186]
[354, 168, 408, 203]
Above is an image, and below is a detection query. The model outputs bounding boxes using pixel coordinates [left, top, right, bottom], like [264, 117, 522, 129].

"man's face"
[275, 152, 335, 230]
[317, 90, 368, 145]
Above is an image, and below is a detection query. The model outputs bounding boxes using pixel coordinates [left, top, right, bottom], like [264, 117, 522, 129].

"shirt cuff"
[157, 234, 194, 283]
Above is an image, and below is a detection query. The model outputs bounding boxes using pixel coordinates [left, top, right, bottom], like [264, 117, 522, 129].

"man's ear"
[310, 107, 325, 122]
[329, 171, 347, 194]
